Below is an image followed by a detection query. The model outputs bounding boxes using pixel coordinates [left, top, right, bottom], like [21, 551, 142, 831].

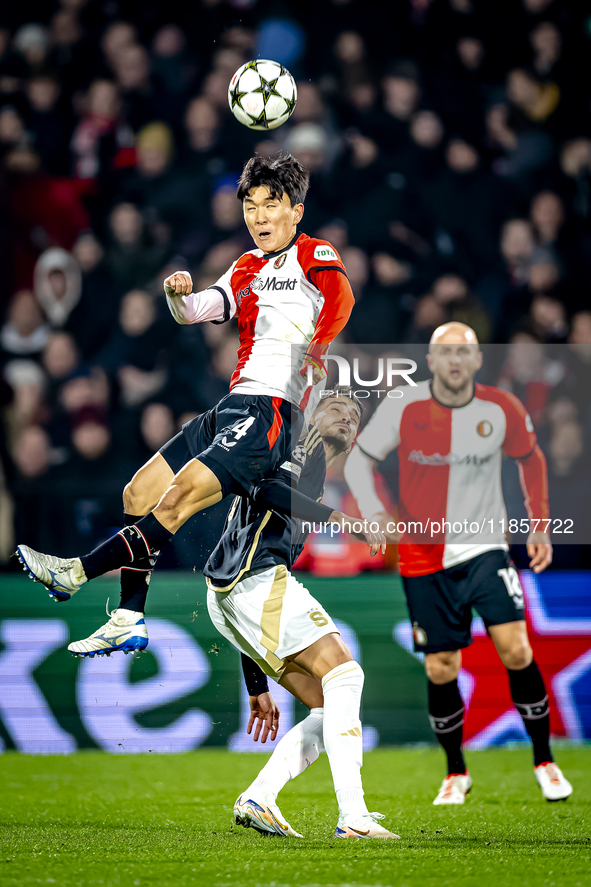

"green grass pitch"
[0, 747, 589, 887]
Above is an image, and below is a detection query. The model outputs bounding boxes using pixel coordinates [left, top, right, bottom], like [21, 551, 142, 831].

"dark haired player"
[205, 388, 398, 839]
[17, 154, 355, 645]
[345, 322, 572, 804]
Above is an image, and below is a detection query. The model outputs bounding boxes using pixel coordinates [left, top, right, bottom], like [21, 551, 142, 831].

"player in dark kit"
[16, 153, 355, 651]
[345, 322, 573, 804]
[206, 389, 398, 840]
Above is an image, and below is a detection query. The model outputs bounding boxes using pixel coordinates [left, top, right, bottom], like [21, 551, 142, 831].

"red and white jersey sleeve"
[478, 387, 549, 522]
[165, 262, 239, 325]
[221, 233, 353, 408]
[463, 385, 536, 458]
[295, 237, 353, 365]
[349, 381, 548, 577]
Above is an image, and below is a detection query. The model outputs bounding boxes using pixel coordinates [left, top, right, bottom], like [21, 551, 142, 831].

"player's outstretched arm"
[163, 271, 232, 325]
[252, 476, 386, 555]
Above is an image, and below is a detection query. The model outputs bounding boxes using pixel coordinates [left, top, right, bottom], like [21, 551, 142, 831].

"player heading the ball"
[16, 153, 366, 642]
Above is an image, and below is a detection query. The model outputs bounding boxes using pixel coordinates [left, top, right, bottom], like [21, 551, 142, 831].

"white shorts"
[207, 564, 338, 679]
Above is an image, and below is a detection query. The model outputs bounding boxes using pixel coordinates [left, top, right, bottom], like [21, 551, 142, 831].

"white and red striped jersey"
[166, 233, 353, 410]
[351, 380, 549, 577]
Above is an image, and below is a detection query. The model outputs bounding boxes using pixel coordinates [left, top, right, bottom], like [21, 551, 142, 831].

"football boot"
[16, 545, 86, 602]
[432, 772, 472, 805]
[535, 762, 572, 801]
[335, 812, 400, 839]
[233, 795, 303, 838]
[68, 604, 148, 657]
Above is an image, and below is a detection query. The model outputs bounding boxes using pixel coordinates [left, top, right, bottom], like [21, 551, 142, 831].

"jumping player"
[16, 154, 355, 646]
[206, 388, 398, 839]
[344, 322, 572, 804]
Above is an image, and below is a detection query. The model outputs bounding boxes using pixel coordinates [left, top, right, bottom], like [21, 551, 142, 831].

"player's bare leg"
[65, 453, 177, 657]
[489, 620, 572, 801]
[152, 459, 223, 532]
[287, 634, 399, 838]
[424, 650, 472, 805]
[16, 451, 176, 603]
[288, 632, 353, 678]
[123, 452, 175, 515]
[235, 664, 324, 837]
[17, 457, 223, 601]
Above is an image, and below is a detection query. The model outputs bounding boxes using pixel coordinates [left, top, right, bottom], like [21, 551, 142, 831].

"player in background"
[344, 322, 572, 804]
[16, 153, 355, 648]
[206, 388, 398, 840]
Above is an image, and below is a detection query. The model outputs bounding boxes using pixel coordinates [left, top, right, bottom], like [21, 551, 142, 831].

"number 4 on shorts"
[232, 417, 255, 439]
[497, 566, 525, 609]
[220, 417, 255, 448]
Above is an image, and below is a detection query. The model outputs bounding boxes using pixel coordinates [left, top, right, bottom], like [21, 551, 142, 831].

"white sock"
[321, 661, 368, 822]
[244, 707, 324, 804]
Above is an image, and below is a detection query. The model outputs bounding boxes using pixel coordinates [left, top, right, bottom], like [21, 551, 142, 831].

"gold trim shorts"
[207, 564, 338, 679]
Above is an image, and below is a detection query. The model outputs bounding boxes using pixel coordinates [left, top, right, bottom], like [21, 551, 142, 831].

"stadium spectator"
[140, 401, 175, 453]
[24, 75, 72, 176]
[0, 289, 48, 360]
[33, 247, 81, 328]
[105, 202, 167, 290]
[378, 61, 421, 153]
[42, 332, 79, 382]
[13, 424, 50, 480]
[70, 79, 128, 184]
[99, 289, 169, 409]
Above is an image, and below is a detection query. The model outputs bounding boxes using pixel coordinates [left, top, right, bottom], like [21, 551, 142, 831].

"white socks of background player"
[244, 707, 324, 804]
[321, 661, 368, 822]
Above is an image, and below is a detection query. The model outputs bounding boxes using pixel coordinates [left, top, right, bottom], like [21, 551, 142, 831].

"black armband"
[241, 653, 269, 695]
[253, 478, 334, 522]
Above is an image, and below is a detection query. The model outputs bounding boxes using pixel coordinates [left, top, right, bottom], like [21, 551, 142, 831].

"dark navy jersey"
[203, 425, 326, 589]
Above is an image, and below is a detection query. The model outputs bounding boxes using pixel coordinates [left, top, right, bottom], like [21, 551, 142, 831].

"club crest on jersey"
[274, 253, 287, 269]
[477, 420, 493, 437]
[412, 622, 427, 646]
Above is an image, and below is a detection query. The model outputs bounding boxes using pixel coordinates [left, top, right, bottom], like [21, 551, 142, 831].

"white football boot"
[335, 812, 400, 839]
[233, 795, 303, 838]
[68, 604, 148, 657]
[432, 772, 472, 805]
[535, 762, 573, 801]
[16, 545, 87, 602]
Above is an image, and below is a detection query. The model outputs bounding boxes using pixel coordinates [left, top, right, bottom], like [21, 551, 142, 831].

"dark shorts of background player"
[158, 392, 303, 498]
[401, 549, 525, 654]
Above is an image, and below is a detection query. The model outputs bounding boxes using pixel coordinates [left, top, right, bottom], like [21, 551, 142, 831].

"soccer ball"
[228, 59, 297, 131]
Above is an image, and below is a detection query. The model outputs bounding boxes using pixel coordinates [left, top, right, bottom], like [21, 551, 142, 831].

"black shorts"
[159, 393, 303, 498]
[401, 550, 526, 654]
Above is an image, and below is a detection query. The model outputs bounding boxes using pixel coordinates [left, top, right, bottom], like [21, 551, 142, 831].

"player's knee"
[426, 655, 459, 684]
[123, 480, 142, 515]
[501, 641, 532, 671]
[156, 483, 185, 516]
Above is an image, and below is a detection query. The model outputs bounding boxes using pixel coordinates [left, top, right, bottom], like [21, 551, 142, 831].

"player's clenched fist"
[164, 271, 193, 296]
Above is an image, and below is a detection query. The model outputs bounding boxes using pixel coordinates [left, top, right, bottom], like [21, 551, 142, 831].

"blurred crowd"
[1, 0, 591, 568]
